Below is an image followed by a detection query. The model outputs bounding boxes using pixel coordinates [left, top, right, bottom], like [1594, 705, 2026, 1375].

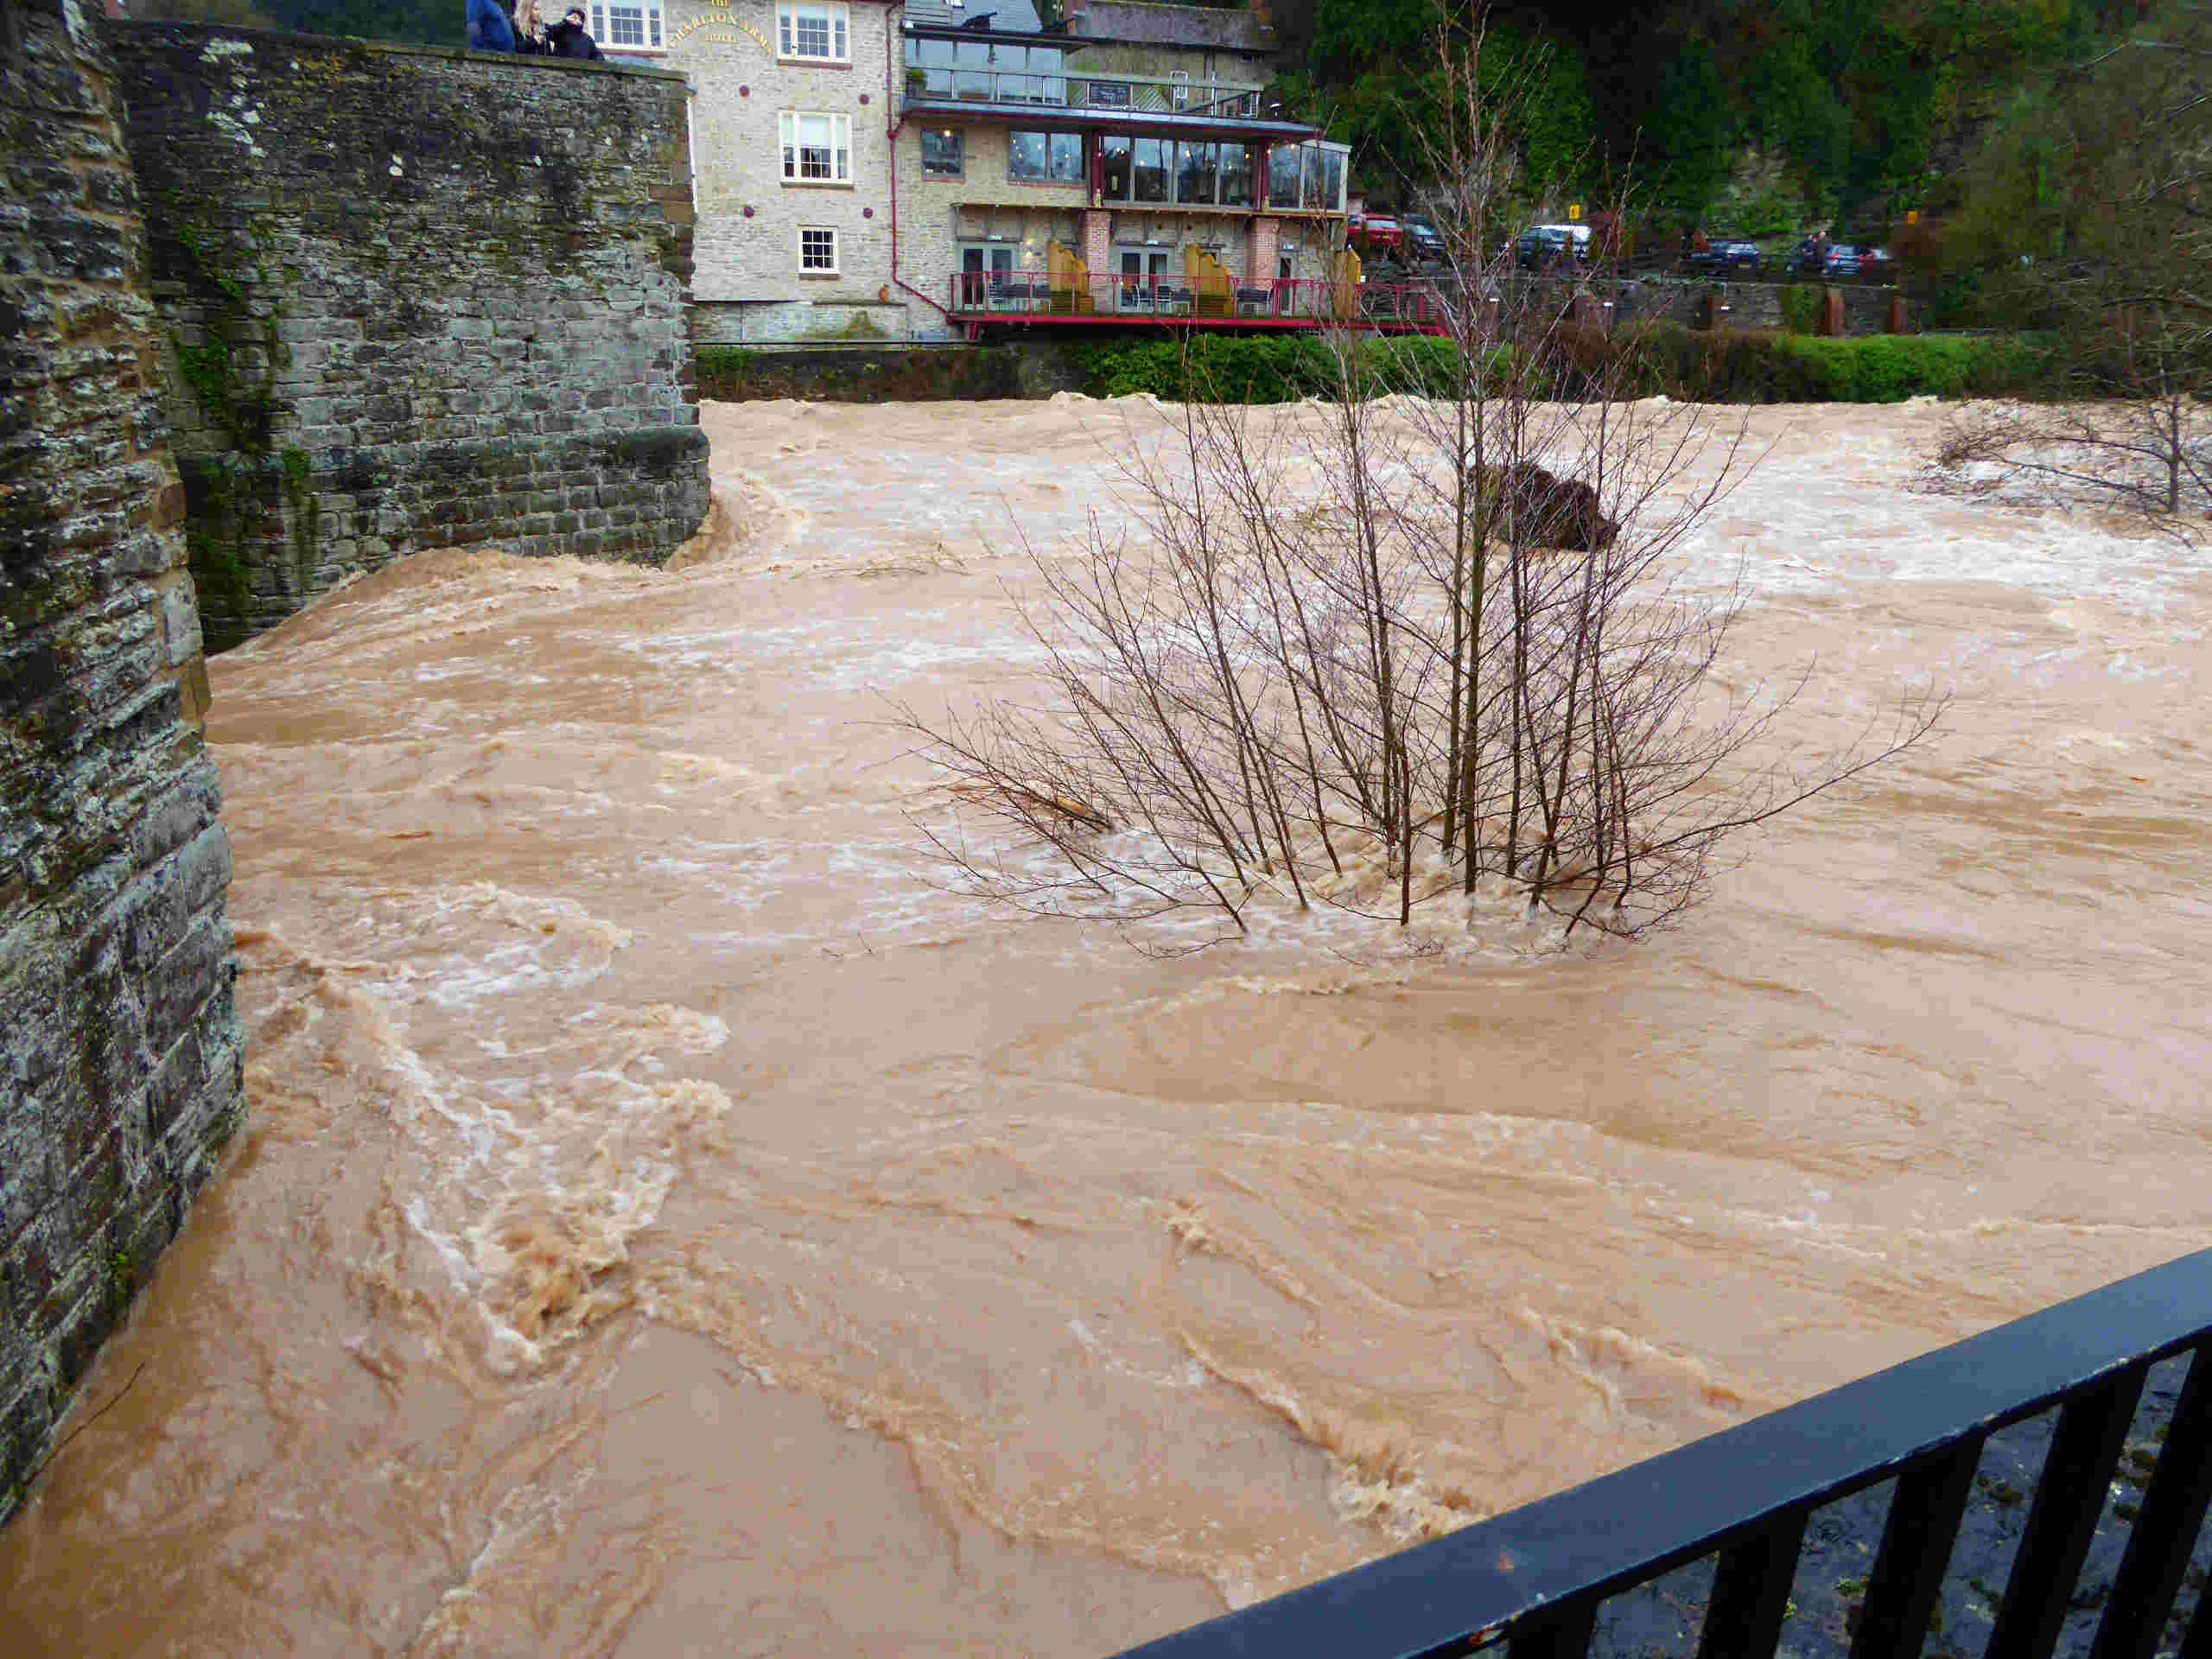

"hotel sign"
[670, 0, 772, 51]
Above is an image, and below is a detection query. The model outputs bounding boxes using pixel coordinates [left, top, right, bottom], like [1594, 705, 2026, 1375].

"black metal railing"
[1116, 1248, 2212, 1659]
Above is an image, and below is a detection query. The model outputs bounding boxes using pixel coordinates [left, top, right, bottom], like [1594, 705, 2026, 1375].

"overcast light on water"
[3, 395, 2208, 1656]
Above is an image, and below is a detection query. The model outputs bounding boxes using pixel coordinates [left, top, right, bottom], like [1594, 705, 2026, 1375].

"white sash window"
[779, 111, 853, 183]
[586, 1, 663, 50]
[778, 2, 849, 62]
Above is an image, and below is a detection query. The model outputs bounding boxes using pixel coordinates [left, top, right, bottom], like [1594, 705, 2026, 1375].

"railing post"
[1508, 1602, 1596, 1659]
[1987, 1362, 2150, 1659]
[1698, 1512, 1809, 1659]
[2092, 1345, 2212, 1659]
[1849, 1434, 1985, 1658]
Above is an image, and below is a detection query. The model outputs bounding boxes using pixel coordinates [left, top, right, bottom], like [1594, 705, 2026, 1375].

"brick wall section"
[2, 0, 246, 1526]
[105, 22, 711, 650]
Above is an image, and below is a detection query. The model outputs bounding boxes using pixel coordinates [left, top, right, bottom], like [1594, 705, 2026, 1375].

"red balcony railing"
[947, 271, 1450, 331]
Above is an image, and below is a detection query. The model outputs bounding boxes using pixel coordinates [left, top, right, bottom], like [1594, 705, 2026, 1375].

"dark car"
[1512, 224, 1587, 267]
[1402, 214, 1446, 262]
[1859, 245, 1896, 282]
[1687, 239, 1762, 275]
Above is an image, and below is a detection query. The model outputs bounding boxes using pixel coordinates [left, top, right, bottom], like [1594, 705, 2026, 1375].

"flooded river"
[3, 396, 2209, 1656]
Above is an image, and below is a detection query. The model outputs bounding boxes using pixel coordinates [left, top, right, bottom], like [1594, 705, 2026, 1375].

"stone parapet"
[104, 20, 710, 648]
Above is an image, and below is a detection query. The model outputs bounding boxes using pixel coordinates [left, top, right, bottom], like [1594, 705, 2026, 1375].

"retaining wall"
[105, 22, 712, 650]
[2, 0, 246, 1525]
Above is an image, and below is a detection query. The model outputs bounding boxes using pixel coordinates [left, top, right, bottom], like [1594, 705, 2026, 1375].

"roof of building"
[906, 1, 1050, 30]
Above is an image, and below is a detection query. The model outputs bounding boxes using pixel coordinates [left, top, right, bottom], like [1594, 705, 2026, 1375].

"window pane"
[1175, 141, 1216, 204]
[1219, 143, 1251, 207]
[1027, 46, 1063, 103]
[1008, 130, 1047, 181]
[921, 129, 963, 177]
[1320, 149, 1344, 212]
[794, 113, 833, 180]
[1050, 132, 1084, 182]
[795, 12, 829, 55]
[1133, 137, 1168, 202]
[1268, 143, 1300, 208]
[1100, 133, 1131, 200]
[606, 3, 644, 45]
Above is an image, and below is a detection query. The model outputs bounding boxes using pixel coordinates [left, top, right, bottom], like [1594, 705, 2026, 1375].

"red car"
[1348, 213, 1402, 257]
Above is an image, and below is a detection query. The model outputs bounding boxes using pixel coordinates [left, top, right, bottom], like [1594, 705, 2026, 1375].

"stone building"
[634, 0, 1350, 342]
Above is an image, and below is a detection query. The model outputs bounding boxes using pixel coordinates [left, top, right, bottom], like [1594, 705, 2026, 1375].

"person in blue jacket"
[465, 0, 515, 51]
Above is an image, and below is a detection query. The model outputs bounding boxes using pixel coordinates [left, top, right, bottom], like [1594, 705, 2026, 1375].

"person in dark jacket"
[511, 0, 550, 53]
[464, 0, 514, 51]
[545, 5, 602, 58]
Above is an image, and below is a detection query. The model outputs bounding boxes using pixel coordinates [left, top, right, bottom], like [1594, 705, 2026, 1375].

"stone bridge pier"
[3, 0, 247, 1524]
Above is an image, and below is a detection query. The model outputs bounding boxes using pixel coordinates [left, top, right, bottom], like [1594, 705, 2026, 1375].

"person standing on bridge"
[465, 0, 515, 51]
[546, 4, 603, 59]
[511, 0, 550, 54]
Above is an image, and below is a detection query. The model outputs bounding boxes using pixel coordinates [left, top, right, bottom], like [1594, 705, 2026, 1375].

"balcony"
[903, 67, 1266, 121]
[949, 272, 1448, 333]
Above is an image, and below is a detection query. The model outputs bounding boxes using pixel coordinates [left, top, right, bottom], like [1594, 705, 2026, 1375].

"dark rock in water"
[1476, 461, 1621, 552]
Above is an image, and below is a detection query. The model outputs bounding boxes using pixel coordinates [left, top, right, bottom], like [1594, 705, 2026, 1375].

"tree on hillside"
[1924, 0, 2209, 524]
[1295, 0, 1594, 204]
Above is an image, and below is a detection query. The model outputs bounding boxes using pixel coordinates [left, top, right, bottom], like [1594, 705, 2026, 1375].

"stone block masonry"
[105, 21, 713, 650]
[3, 0, 246, 1526]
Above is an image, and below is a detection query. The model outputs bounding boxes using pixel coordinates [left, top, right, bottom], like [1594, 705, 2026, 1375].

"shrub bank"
[695, 342, 1082, 402]
[1059, 327, 2057, 405]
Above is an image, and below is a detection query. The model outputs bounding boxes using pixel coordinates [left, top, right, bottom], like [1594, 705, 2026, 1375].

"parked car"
[1402, 213, 1446, 262]
[1783, 240, 1862, 279]
[1686, 239, 1762, 275]
[1348, 213, 1402, 256]
[1859, 245, 1897, 282]
[1511, 223, 1589, 267]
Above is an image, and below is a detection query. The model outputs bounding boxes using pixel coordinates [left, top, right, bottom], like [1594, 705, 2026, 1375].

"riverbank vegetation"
[1061, 330, 2057, 407]
[898, 22, 1945, 949]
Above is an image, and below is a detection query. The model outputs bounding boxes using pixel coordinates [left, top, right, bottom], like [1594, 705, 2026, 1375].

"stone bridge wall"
[105, 22, 711, 650]
[2, 0, 245, 1525]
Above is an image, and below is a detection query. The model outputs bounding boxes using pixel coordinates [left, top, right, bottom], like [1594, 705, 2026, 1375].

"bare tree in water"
[1923, 1, 2209, 532]
[896, 16, 1943, 950]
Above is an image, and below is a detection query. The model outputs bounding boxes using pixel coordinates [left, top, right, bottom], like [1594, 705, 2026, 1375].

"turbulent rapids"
[3, 396, 2209, 1656]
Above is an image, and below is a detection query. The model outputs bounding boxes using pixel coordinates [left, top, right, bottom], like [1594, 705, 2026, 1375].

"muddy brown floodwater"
[3, 396, 2210, 1656]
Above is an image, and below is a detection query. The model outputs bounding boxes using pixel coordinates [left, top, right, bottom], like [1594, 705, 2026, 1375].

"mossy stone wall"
[105, 22, 712, 650]
[2, 0, 246, 1528]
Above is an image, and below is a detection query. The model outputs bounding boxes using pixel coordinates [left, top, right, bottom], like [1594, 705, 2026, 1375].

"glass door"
[960, 245, 1016, 308]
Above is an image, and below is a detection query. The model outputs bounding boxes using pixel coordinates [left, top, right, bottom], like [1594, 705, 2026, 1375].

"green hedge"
[1061, 327, 2056, 405]
[1060, 334, 1481, 404]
